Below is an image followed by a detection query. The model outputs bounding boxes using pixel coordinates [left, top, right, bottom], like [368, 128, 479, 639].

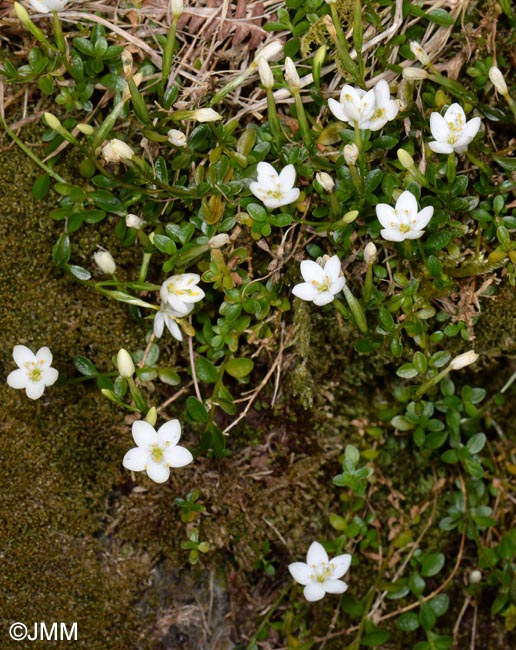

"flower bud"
[76, 123, 95, 135]
[284, 56, 300, 90]
[449, 350, 479, 371]
[44, 112, 62, 131]
[410, 41, 430, 66]
[167, 128, 187, 147]
[14, 1, 31, 24]
[191, 108, 222, 122]
[208, 233, 230, 248]
[93, 250, 116, 275]
[254, 40, 283, 64]
[170, 0, 183, 18]
[101, 138, 134, 164]
[315, 171, 335, 192]
[145, 406, 158, 426]
[469, 570, 482, 585]
[126, 213, 145, 229]
[397, 148, 415, 170]
[364, 242, 377, 265]
[258, 57, 274, 89]
[121, 49, 133, 77]
[343, 143, 359, 166]
[488, 66, 508, 96]
[117, 348, 135, 378]
[402, 67, 429, 81]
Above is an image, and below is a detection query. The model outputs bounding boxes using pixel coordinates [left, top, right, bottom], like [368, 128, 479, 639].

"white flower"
[249, 162, 300, 209]
[101, 138, 134, 163]
[93, 250, 116, 275]
[191, 108, 222, 123]
[428, 103, 482, 154]
[410, 41, 430, 66]
[292, 255, 345, 306]
[7, 345, 58, 400]
[367, 80, 399, 131]
[364, 242, 377, 265]
[161, 273, 205, 316]
[288, 541, 352, 602]
[253, 40, 283, 64]
[343, 143, 359, 166]
[153, 304, 191, 341]
[376, 191, 433, 242]
[167, 129, 187, 147]
[123, 419, 193, 483]
[126, 213, 145, 229]
[403, 67, 429, 81]
[315, 171, 335, 192]
[328, 85, 376, 128]
[29, 0, 69, 12]
[170, 0, 183, 18]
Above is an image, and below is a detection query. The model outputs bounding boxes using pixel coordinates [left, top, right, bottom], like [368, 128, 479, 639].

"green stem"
[329, 3, 359, 82]
[266, 88, 283, 145]
[292, 88, 313, 150]
[161, 15, 179, 98]
[52, 11, 66, 54]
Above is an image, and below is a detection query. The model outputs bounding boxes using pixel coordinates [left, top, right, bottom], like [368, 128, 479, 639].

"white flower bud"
[101, 138, 134, 164]
[258, 57, 274, 89]
[402, 67, 429, 81]
[44, 112, 62, 131]
[488, 66, 508, 96]
[167, 128, 187, 147]
[469, 569, 482, 584]
[191, 108, 222, 122]
[315, 171, 335, 192]
[284, 56, 300, 90]
[93, 250, 116, 275]
[126, 213, 145, 229]
[343, 143, 359, 166]
[208, 233, 230, 248]
[364, 242, 377, 265]
[117, 348, 135, 378]
[254, 40, 283, 64]
[449, 350, 479, 371]
[170, 0, 183, 18]
[410, 41, 430, 66]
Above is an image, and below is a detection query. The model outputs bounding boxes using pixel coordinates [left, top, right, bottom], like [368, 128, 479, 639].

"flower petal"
[396, 190, 418, 216]
[256, 161, 277, 183]
[166, 295, 191, 316]
[146, 460, 170, 483]
[12, 345, 35, 368]
[313, 292, 335, 306]
[165, 317, 183, 341]
[288, 562, 312, 585]
[153, 312, 165, 338]
[299, 260, 325, 284]
[375, 204, 396, 229]
[132, 420, 157, 448]
[278, 164, 296, 190]
[330, 553, 352, 579]
[157, 419, 181, 447]
[42, 367, 59, 386]
[463, 116, 481, 139]
[36, 347, 53, 366]
[329, 277, 346, 295]
[292, 282, 319, 302]
[444, 103, 465, 125]
[324, 579, 348, 594]
[381, 228, 406, 242]
[415, 206, 434, 230]
[25, 382, 45, 400]
[328, 98, 349, 123]
[123, 447, 148, 472]
[303, 583, 326, 602]
[306, 541, 328, 566]
[428, 141, 454, 154]
[324, 255, 342, 282]
[429, 112, 448, 141]
[7, 369, 28, 390]
[403, 229, 425, 240]
[163, 445, 193, 468]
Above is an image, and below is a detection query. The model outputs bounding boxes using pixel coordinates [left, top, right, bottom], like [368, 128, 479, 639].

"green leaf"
[396, 612, 420, 632]
[225, 357, 254, 379]
[419, 601, 437, 631]
[32, 173, 51, 199]
[158, 368, 181, 385]
[361, 630, 390, 646]
[195, 357, 219, 383]
[428, 593, 449, 617]
[396, 363, 418, 379]
[153, 234, 177, 256]
[73, 355, 98, 376]
[90, 189, 124, 213]
[421, 552, 445, 577]
[466, 432, 486, 455]
[52, 233, 71, 266]
[427, 9, 455, 26]
[67, 264, 91, 281]
[186, 396, 209, 423]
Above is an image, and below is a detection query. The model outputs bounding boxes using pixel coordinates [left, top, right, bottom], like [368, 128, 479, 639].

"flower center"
[447, 118, 463, 144]
[371, 107, 385, 121]
[309, 562, 333, 582]
[24, 360, 44, 382]
[312, 275, 331, 292]
[399, 223, 411, 233]
[150, 444, 164, 463]
[265, 186, 285, 200]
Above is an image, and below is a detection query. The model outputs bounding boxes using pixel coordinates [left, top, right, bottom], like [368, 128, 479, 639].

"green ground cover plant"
[1, 0, 516, 647]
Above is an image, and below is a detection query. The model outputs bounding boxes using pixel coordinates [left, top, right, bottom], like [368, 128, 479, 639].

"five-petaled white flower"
[376, 190, 434, 242]
[7, 345, 59, 400]
[292, 254, 345, 306]
[122, 419, 193, 484]
[160, 273, 205, 317]
[249, 162, 300, 209]
[428, 103, 482, 154]
[288, 541, 352, 602]
[153, 303, 192, 341]
[328, 80, 398, 131]
[29, 0, 69, 12]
